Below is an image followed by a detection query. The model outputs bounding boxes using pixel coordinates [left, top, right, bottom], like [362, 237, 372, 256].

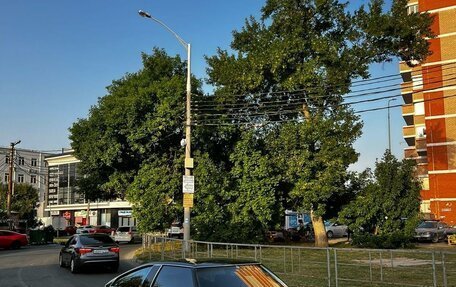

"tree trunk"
[311, 210, 329, 247]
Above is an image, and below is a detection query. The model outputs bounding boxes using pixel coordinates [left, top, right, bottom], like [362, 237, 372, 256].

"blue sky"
[0, 0, 402, 171]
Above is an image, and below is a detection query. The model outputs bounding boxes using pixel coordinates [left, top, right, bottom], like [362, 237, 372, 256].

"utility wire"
[192, 61, 456, 102]
[192, 71, 456, 110]
[193, 81, 456, 119]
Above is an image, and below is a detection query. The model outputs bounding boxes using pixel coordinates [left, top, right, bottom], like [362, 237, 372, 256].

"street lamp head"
[138, 10, 152, 19]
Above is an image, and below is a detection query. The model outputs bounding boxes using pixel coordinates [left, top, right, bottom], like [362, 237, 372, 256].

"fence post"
[442, 252, 448, 287]
[432, 251, 437, 287]
[380, 252, 383, 282]
[260, 246, 262, 263]
[369, 251, 372, 282]
[161, 237, 165, 260]
[255, 246, 257, 262]
[291, 247, 294, 273]
[283, 247, 286, 273]
[326, 248, 331, 287]
[334, 249, 339, 287]
[390, 250, 394, 270]
[207, 243, 210, 258]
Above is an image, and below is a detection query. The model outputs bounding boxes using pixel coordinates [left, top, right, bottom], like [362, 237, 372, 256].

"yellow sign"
[183, 193, 194, 208]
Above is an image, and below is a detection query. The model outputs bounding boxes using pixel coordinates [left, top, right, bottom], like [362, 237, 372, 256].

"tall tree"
[205, 0, 433, 246]
[339, 151, 422, 235]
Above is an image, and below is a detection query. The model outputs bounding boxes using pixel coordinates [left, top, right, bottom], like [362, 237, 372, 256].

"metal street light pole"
[7, 140, 21, 218]
[138, 10, 193, 247]
[388, 98, 397, 152]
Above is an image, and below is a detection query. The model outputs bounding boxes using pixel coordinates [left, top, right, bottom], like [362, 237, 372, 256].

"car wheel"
[59, 254, 65, 268]
[11, 241, 21, 250]
[432, 234, 439, 243]
[327, 231, 334, 239]
[70, 258, 79, 273]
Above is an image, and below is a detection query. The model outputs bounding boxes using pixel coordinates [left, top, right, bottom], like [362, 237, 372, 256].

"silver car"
[414, 220, 452, 243]
[325, 221, 348, 238]
[113, 226, 141, 244]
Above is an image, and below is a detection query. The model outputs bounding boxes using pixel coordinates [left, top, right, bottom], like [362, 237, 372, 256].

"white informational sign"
[118, 210, 132, 217]
[50, 210, 60, 216]
[182, 175, 195, 194]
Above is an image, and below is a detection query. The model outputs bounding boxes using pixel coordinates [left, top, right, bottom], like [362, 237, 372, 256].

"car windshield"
[117, 227, 130, 232]
[196, 265, 282, 287]
[79, 234, 115, 246]
[418, 221, 438, 229]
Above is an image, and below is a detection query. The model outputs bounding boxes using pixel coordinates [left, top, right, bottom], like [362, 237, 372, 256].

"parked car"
[91, 225, 116, 234]
[324, 221, 348, 238]
[414, 220, 455, 243]
[167, 222, 184, 238]
[0, 230, 28, 249]
[113, 226, 141, 243]
[105, 261, 288, 287]
[59, 233, 119, 273]
[76, 225, 95, 234]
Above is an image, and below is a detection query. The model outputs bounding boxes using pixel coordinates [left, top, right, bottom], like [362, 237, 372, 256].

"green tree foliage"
[340, 151, 422, 236]
[204, 0, 432, 246]
[70, 48, 201, 232]
[0, 184, 38, 220]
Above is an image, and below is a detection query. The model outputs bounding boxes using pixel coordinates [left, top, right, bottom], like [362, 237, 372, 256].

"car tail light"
[128, 231, 132, 235]
[109, 247, 120, 253]
[75, 248, 92, 255]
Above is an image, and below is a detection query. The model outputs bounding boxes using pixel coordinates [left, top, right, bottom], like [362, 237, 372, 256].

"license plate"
[93, 249, 108, 254]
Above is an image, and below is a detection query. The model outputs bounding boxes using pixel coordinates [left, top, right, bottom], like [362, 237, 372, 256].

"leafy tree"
[70, 48, 202, 233]
[0, 184, 38, 223]
[339, 151, 422, 236]
[205, 0, 433, 246]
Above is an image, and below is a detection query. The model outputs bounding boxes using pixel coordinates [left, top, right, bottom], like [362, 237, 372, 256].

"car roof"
[139, 259, 261, 269]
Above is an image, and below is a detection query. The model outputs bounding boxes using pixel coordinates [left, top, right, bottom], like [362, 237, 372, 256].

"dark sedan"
[59, 233, 119, 273]
[0, 230, 28, 249]
[105, 260, 288, 287]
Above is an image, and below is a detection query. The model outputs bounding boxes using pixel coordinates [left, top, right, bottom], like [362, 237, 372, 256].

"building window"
[18, 157, 25, 165]
[31, 158, 37, 167]
[31, 175, 37, 184]
[5, 156, 9, 164]
[4, 173, 8, 182]
[18, 174, 24, 183]
[407, 4, 418, 14]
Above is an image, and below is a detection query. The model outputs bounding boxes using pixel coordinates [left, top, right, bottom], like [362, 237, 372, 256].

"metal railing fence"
[141, 235, 456, 287]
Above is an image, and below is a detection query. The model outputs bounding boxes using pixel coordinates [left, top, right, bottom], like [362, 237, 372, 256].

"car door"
[62, 236, 77, 264]
[0, 231, 9, 248]
[109, 265, 158, 287]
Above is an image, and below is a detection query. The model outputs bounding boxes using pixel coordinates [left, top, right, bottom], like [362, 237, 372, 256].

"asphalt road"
[0, 243, 141, 287]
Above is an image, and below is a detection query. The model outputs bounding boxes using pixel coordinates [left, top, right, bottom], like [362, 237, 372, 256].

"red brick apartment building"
[401, 0, 456, 224]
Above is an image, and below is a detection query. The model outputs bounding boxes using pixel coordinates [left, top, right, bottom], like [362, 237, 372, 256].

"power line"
[192, 61, 456, 103]
[192, 71, 456, 111]
[193, 90, 456, 126]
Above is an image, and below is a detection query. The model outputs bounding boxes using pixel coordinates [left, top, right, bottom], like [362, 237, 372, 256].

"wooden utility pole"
[7, 140, 20, 217]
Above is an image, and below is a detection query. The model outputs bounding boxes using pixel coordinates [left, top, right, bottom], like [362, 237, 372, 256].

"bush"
[352, 232, 415, 249]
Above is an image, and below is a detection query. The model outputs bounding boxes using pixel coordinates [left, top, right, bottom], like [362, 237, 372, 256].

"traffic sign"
[183, 175, 195, 193]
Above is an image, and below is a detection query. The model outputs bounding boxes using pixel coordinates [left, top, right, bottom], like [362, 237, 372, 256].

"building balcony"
[404, 147, 418, 159]
[403, 125, 416, 146]
[402, 104, 414, 125]
[401, 82, 413, 95]
[413, 92, 424, 102]
[415, 156, 428, 165]
[400, 62, 412, 82]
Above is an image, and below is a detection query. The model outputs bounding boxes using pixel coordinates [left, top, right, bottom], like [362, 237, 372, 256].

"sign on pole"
[183, 193, 194, 208]
[182, 175, 195, 194]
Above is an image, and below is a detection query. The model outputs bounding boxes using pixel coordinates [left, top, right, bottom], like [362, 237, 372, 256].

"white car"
[324, 221, 348, 238]
[75, 225, 95, 234]
[113, 226, 141, 243]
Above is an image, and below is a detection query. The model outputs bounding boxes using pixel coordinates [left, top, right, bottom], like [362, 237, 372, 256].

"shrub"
[352, 232, 415, 249]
